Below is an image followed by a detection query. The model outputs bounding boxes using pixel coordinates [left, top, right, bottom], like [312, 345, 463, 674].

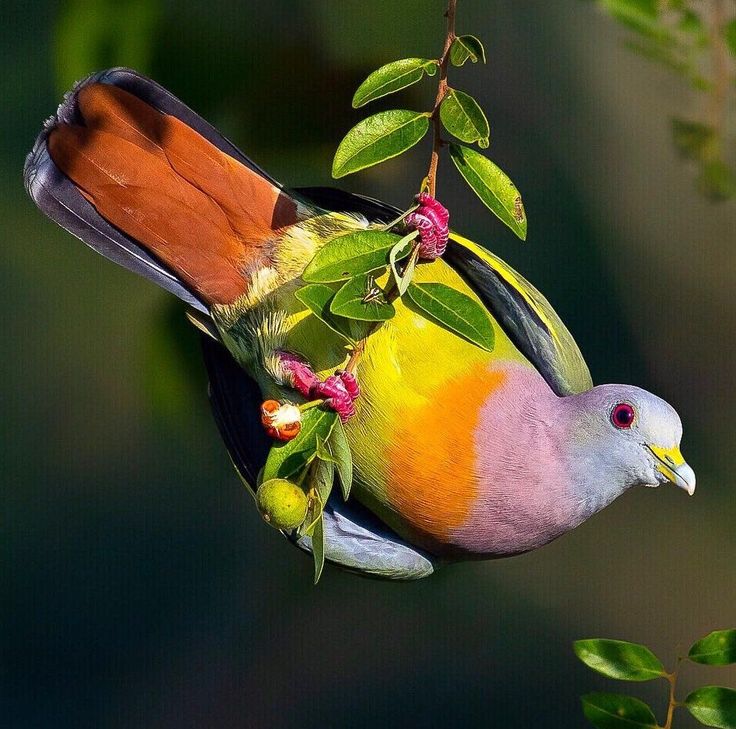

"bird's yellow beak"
[648, 445, 696, 496]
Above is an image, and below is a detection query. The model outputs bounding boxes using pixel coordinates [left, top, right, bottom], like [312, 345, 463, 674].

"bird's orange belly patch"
[385, 367, 507, 546]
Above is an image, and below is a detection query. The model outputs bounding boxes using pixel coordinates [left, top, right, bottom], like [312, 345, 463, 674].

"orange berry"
[260, 400, 302, 441]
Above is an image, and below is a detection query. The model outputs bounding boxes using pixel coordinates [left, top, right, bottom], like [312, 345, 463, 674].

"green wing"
[445, 233, 593, 396]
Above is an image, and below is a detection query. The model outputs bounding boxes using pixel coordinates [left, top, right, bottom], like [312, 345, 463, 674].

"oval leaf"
[329, 420, 353, 500]
[311, 457, 335, 508]
[406, 282, 494, 351]
[332, 110, 430, 178]
[295, 283, 370, 342]
[330, 274, 396, 322]
[315, 435, 339, 465]
[689, 630, 736, 666]
[440, 89, 490, 146]
[574, 639, 666, 681]
[302, 230, 404, 283]
[449, 34, 486, 66]
[449, 143, 527, 240]
[581, 693, 658, 729]
[263, 408, 338, 481]
[686, 687, 736, 729]
[300, 476, 325, 538]
[352, 58, 438, 108]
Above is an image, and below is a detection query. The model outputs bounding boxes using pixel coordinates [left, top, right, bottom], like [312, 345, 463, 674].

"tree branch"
[426, 0, 458, 197]
[662, 658, 683, 729]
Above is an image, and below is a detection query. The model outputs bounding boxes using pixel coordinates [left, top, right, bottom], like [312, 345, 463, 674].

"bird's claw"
[314, 373, 359, 422]
[404, 192, 450, 260]
[278, 353, 360, 422]
[277, 351, 320, 397]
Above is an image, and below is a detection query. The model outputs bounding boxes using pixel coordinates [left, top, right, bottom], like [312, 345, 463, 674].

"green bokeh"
[2, 1, 735, 727]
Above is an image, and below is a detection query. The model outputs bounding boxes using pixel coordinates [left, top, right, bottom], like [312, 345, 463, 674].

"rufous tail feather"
[48, 83, 300, 305]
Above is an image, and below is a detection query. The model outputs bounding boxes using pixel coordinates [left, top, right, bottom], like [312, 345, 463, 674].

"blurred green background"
[3, 1, 735, 727]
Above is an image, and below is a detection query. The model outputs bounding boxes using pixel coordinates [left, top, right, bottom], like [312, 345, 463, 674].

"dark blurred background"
[2, 1, 735, 727]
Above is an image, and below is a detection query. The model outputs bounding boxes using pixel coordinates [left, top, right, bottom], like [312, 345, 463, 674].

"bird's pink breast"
[449, 365, 578, 556]
[382, 361, 578, 558]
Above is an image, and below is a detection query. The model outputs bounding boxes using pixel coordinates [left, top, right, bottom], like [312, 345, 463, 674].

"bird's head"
[564, 384, 695, 508]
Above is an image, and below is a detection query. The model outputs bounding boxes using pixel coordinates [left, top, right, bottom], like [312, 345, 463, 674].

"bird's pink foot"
[313, 373, 359, 422]
[277, 353, 360, 422]
[404, 193, 450, 260]
[278, 352, 320, 397]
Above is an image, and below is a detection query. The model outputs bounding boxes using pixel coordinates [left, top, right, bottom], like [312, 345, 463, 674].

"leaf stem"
[662, 657, 684, 729]
[425, 0, 458, 197]
[299, 398, 325, 412]
[382, 203, 420, 231]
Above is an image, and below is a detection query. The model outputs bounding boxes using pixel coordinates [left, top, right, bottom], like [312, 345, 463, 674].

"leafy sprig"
[332, 0, 527, 238]
[592, 0, 736, 201]
[575, 630, 736, 728]
[257, 407, 352, 583]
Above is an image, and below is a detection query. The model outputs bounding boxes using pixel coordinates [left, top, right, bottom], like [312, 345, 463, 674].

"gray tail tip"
[24, 133, 48, 201]
[23, 67, 144, 199]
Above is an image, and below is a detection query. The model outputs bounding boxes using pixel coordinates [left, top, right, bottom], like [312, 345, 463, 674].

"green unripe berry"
[256, 478, 308, 531]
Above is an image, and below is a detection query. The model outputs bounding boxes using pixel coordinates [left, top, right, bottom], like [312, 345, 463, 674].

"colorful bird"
[25, 69, 695, 580]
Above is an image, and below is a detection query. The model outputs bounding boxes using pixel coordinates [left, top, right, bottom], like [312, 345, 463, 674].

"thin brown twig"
[662, 657, 683, 729]
[345, 0, 459, 375]
[426, 0, 458, 197]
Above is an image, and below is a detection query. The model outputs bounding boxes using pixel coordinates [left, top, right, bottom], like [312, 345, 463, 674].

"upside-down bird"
[25, 68, 695, 580]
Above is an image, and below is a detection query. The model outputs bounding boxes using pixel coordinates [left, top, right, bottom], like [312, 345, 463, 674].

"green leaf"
[332, 109, 430, 178]
[389, 231, 419, 296]
[311, 512, 326, 584]
[581, 693, 658, 729]
[573, 639, 666, 681]
[671, 118, 716, 162]
[601, 0, 658, 28]
[726, 20, 736, 58]
[295, 283, 370, 343]
[440, 89, 490, 147]
[406, 282, 494, 351]
[300, 476, 325, 538]
[697, 160, 736, 203]
[689, 630, 736, 665]
[315, 435, 339, 465]
[329, 420, 353, 500]
[449, 35, 486, 66]
[686, 687, 736, 728]
[263, 408, 338, 481]
[352, 58, 438, 108]
[679, 10, 706, 41]
[624, 38, 690, 77]
[449, 144, 527, 240]
[311, 457, 335, 507]
[330, 274, 396, 322]
[302, 230, 405, 283]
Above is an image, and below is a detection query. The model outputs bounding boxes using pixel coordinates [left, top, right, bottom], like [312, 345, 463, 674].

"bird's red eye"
[611, 403, 636, 429]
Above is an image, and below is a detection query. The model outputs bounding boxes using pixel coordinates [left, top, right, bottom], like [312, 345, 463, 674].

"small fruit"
[260, 400, 302, 441]
[256, 478, 308, 530]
